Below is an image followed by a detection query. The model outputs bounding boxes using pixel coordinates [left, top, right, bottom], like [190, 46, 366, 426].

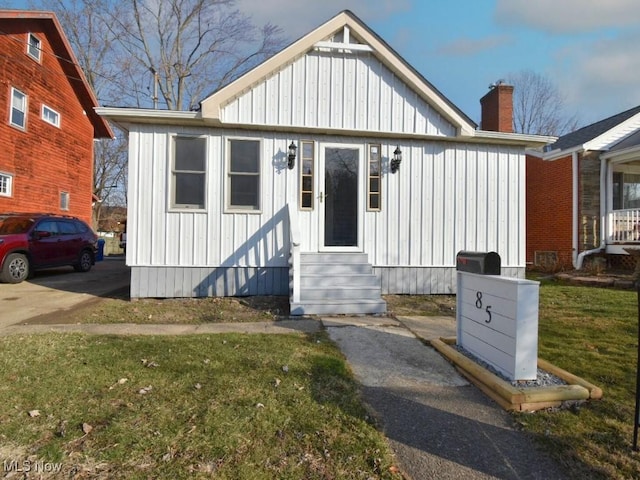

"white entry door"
[319, 144, 363, 251]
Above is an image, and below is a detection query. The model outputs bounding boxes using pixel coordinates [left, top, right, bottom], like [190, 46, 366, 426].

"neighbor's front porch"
[606, 163, 640, 254]
[608, 208, 640, 253]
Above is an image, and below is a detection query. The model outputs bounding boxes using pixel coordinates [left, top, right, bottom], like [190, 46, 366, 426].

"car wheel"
[74, 250, 93, 272]
[0, 253, 29, 283]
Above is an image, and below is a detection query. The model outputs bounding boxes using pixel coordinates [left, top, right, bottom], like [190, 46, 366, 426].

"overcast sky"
[6, 0, 640, 127]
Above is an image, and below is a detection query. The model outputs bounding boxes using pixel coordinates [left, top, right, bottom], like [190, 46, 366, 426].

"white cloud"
[495, 0, 640, 33]
[554, 33, 640, 122]
[236, 0, 411, 40]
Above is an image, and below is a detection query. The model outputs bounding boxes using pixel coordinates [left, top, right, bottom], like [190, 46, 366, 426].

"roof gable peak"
[200, 9, 476, 135]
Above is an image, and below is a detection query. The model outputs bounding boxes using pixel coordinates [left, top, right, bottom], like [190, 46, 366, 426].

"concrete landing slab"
[325, 323, 467, 389]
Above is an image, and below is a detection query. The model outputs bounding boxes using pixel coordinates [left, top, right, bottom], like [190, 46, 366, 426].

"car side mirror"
[34, 230, 51, 239]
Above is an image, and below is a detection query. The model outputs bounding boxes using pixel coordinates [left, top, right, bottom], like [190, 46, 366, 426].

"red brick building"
[526, 154, 575, 269]
[0, 10, 112, 225]
[526, 106, 640, 271]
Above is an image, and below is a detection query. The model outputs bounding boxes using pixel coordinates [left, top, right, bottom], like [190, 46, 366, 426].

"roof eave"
[472, 130, 557, 148]
[95, 107, 202, 131]
[602, 144, 640, 161]
[95, 108, 554, 148]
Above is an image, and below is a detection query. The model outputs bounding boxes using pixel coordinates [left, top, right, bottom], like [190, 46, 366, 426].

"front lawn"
[517, 280, 640, 479]
[0, 332, 401, 479]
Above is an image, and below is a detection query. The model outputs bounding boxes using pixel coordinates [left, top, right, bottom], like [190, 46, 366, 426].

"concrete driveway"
[0, 255, 130, 329]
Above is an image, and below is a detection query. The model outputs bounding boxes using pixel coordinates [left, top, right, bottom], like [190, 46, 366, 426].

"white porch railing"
[609, 209, 640, 243]
[287, 203, 301, 303]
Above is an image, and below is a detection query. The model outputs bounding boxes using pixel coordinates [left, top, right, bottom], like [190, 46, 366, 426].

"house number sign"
[475, 291, 492, 323]
[456, 271, 540, 381]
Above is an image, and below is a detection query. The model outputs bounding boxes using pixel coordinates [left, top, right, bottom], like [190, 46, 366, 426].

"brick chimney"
[480, 81, 514, 133]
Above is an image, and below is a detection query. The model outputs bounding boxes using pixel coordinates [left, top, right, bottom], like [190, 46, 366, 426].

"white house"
[97, 10, 552, 315]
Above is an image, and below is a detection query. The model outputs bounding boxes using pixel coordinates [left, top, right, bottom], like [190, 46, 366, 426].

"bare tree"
[29, 0, 131, 229]
[507, 70, 579, 136]
[103, 0, 285, 110]
[29, 0, 284, 229]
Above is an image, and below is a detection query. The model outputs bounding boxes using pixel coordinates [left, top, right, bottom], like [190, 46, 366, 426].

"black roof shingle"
[549, 105, 640, 152]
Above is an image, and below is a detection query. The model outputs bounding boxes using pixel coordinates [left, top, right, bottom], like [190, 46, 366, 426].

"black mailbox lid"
[456, 251, 501, 275]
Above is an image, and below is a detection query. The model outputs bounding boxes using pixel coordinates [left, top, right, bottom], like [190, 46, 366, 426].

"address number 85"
[475, 291, 492, 323]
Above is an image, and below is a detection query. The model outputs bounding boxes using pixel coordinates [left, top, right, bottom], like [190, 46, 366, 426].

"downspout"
[575, 153, 606, 269]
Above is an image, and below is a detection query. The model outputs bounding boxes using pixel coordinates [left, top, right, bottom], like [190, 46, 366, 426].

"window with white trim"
[367, 144, 381, 211]
[27, 33, 41, 61]
[10, 88, 27, 129]
[228, 139, 260, 210]
[41, 105, 60, 127]
[60, 191, 69, 210]
[299, 140, 314, 210]
[171, 136, 206, 209]
[0, 172, 13, 197]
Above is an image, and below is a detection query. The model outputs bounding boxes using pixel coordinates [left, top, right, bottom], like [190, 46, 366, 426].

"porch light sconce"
[391, 146, 402, 173]
[287, 141, 297, 169]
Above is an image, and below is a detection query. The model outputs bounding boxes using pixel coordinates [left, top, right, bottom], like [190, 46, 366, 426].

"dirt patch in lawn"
[384, 294, 456, 317]
[21, 291, 456, 326]
[22, 295, 291, 325]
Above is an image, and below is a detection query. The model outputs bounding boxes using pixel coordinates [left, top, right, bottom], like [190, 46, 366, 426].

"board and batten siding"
[128, 125, 295, 268]
[126, 123, 525, 298]
[222, 51, 457, 137]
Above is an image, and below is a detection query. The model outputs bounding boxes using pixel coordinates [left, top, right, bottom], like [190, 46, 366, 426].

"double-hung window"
[0, 172, 12, 197]
[60, 192, 69, 211]
[10, 88, 27, 129]
[27, 33, 41, 61]
[171, 136, 206, 209]
[228, 139, 260, 211]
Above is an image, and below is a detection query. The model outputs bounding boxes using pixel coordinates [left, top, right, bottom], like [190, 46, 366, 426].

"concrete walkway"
[0, 313, 569, 479]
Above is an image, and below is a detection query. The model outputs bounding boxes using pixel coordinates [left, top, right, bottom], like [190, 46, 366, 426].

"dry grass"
[0, 332, 402, 479]
[514, 279, 640, 479]
[25, 295, 291, 325]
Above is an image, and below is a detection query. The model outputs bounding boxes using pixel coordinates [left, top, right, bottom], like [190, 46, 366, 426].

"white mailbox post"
[456, 269, 540, 381]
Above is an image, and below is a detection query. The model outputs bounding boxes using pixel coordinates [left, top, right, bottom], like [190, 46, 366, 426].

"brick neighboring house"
[0, 10, 113, 225]
[527, 106, 640, 271]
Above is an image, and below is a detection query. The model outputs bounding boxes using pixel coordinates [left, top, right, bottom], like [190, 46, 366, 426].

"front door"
[320, 145, 362, 250]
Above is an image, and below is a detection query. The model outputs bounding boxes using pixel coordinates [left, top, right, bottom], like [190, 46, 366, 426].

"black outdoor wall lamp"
[288, 141, 297, 169]
[391, 146, 402, 173]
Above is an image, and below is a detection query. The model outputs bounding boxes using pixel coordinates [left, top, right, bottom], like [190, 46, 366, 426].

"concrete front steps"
[290, 253, 386, 315]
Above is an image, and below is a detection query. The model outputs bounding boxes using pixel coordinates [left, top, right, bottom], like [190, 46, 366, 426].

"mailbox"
[456, 251, 501, 275]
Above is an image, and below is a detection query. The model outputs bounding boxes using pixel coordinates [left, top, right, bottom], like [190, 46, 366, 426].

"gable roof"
[0, 10, 113, 138]
[97, 10, 553, 148]
[200, 10, 477, 136]
[545, 105, 640, 156]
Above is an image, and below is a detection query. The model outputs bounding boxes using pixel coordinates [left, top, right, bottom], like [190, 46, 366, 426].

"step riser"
[302, 264, 372, 275]
[300, 275, 379, 287]
[300, 253, 369, 264]
[290, 301, 387, 316]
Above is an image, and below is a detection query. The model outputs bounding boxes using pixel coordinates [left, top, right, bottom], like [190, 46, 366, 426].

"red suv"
[0, 213, 98, 283]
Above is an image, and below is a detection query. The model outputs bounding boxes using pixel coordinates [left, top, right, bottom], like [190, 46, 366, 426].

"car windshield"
[0, 216, 35, 235]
